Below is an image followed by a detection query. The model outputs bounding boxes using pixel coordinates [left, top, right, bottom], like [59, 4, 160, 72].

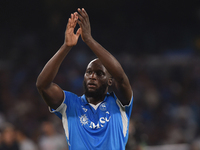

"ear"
[107, 78, 113, 86]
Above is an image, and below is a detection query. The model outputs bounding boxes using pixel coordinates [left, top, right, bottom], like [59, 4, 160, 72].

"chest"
[75, 101, 119, 130]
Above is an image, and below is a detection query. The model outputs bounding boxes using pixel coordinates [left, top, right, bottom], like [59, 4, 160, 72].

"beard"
[83, 81, 108, 100]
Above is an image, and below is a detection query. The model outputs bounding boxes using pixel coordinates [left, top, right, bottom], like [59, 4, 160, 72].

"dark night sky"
[0, 0, 200, 57]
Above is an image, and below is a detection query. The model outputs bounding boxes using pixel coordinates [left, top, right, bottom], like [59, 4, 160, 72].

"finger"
[82, 8, 90, 24]
[72, 13, 77, 21]
[82, 8, 88, 17]
[77, 8, 86, 20]
[74, 12, 78, 17]
[77, 8, 82, 14]
[79, 8, 88, 19]
[69, 13, 74, 23]
[76, 28, 82, 36]
[67, 18, 71, 28]
[69, 13, 77, 28]
[72, 13, 76, 23]
[74, 12, 78, 21]
[78, 8, 89, 24]
[77, 19, 82, 28]
[72, 14, 76, 22]
[71, 13, 73, 20]
[76, 10, 84, 21]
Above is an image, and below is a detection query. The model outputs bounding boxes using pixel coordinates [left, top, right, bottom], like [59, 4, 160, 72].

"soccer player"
[36, 8, 133, 150]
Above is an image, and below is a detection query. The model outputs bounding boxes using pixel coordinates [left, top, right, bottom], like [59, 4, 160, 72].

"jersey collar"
[81, 92, 110, 106]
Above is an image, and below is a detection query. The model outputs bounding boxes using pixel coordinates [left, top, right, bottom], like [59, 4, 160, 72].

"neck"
[86, 95, 106, 105]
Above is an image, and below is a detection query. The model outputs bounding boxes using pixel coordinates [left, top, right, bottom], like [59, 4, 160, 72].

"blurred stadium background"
[0, 0, 200, 150]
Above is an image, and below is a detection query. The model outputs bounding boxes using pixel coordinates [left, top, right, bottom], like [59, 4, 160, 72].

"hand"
[76, 8, 93, 43]
[64, 13, 81, 47]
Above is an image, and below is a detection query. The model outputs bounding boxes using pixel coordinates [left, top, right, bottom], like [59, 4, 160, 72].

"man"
[38, 121, 68, 150]
[0, 123, 20, 150]
[36, 8, 133, 150]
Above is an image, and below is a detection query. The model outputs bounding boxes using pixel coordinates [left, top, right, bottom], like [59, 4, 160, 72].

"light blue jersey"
[50, 91, 133, 150]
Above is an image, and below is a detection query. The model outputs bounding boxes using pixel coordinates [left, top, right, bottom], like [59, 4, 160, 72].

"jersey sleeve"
[113, 92, 134, 139]
[113, 92, 134, 119]
[124, 94, 134, 119]
[49, 90, 78, 119]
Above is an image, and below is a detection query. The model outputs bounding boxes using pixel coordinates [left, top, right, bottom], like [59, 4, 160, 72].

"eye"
[86, 70, 92, 74]
[96, 71, 104, 76]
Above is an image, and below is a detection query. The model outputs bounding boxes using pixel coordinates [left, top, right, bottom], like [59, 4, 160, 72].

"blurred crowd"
[0, 120, 68, 150]
[1, 0, 200, 150]
[0, 42, 200, 150]
[125, 55, 200, 150]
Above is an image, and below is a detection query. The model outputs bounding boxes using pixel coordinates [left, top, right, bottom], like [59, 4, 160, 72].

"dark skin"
[36, 8, 132, 110]
[84, 58, 112, 105]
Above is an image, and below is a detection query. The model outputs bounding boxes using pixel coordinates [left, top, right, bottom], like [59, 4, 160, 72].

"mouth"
[87, 82, 97, 88]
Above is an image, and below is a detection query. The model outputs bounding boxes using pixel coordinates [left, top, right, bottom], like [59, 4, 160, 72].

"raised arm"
[76, 8, 132, 105]
[36, 13, 81, 109]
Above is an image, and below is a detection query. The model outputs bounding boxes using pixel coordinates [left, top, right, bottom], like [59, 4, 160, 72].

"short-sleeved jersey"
[50, 91, 133, 150]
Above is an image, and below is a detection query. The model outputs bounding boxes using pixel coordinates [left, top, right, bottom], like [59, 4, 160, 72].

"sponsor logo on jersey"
[79, 111, 111, 129]
[79, 114, 89, 125]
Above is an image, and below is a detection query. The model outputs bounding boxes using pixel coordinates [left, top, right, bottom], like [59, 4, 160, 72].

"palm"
[65, 14, 81, 47]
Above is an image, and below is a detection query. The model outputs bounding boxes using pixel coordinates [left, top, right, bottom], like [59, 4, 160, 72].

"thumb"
[76, 28, 82, 36]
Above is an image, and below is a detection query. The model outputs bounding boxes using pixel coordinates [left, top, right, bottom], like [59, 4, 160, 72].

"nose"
[90, 72, 97, 79]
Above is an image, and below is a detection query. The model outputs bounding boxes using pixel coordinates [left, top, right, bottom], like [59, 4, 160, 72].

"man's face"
[83, 59, 111, 99]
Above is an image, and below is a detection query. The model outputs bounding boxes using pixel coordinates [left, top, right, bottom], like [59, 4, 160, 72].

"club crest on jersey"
[99, 102, 107, 111]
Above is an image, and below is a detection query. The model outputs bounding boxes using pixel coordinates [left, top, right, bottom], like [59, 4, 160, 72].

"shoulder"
[63, 90, 83, 107]
[105, 92, 118, 106]
[108, 92, 133, 109]
[108, 92, 117, 99]
[63, 90, 80, 103]
[64, 90, 79, 98]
